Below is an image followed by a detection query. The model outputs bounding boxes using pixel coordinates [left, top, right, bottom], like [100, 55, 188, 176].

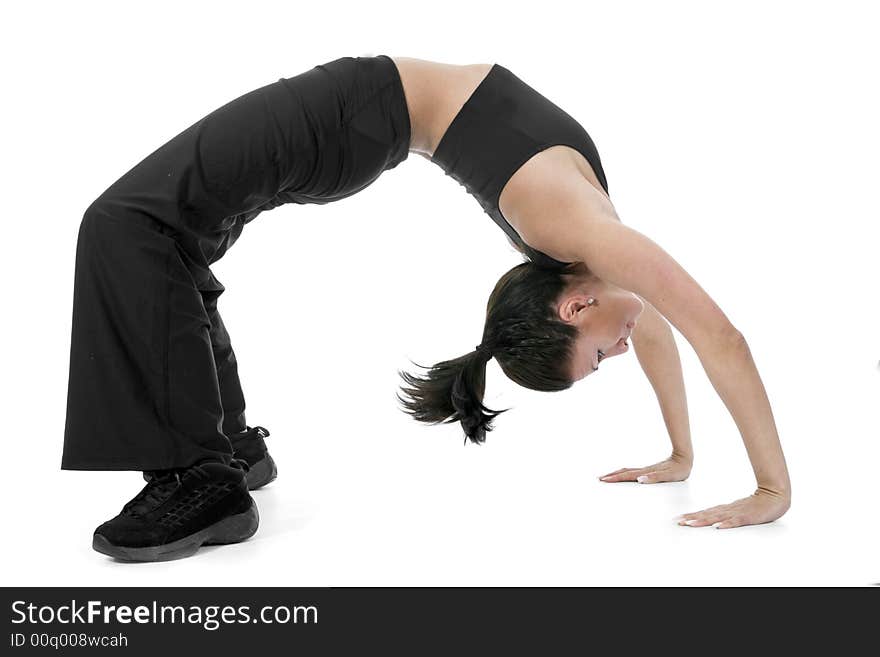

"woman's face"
[556, 270, 645, 381]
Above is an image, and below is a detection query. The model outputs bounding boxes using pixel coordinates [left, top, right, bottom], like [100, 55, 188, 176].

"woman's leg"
[61, 201, 235, 471]
[203, 285, 247, 438]
[61, 193, 265, 562]
[59, 68, 265, 471]
[66, 53, 409, 559]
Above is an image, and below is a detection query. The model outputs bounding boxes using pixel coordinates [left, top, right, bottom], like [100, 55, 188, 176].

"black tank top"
[431, 63, 610, 269]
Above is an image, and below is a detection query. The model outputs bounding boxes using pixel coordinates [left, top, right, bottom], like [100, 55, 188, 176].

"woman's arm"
[631, 299, 693, 462]
[598, 298, 694, 484]
[517, 176, 791, 528]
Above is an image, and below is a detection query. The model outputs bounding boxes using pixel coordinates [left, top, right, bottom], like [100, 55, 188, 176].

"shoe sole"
[247, 453, 278, 491]
[92, 503, 260, 562]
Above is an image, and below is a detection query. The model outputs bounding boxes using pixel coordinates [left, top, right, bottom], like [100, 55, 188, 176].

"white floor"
[6, 342, 878, 587]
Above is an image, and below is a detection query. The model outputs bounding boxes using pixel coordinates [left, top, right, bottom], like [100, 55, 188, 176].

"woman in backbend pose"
[63, 54, 791, 562]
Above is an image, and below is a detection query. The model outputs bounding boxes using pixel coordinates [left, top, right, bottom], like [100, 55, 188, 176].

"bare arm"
[570, 220, 790, 498]
[598, 297, 694, 485]
[631, 298, 693, 463]
[518, 176, 791, 527]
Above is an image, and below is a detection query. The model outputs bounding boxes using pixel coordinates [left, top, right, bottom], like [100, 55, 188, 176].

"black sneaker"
[229, 425, 277, 490]
[93, 460, 259, 562]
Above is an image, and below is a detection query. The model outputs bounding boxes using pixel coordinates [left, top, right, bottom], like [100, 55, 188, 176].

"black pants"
[61, 54, 411, 471]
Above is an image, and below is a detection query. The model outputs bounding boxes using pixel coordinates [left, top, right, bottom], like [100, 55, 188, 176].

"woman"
[63, 54, 790, 562]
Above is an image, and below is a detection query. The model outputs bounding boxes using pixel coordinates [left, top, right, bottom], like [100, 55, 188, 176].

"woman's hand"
[677, 488, 791, 529]
[598, 454, 692, 484]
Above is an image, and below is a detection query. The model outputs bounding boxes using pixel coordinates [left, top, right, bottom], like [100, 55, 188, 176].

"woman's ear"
[557, 294, 596, 323]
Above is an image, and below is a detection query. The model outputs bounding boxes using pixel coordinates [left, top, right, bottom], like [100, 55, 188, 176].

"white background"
[2, 0, 877, 586]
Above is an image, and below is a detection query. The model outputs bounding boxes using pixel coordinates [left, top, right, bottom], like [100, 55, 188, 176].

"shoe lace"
[124, 459, 249, 516]
[124, 465, 211, 516]
[230, 425, 270, 447]
[123, 472, 181, 516]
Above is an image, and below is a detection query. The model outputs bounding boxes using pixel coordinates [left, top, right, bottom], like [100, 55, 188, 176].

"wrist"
[670, 450, 693, 467]
[757, 481, 791, 502]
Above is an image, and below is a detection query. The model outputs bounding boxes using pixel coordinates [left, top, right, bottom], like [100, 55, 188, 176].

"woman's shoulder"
[497, 145, 618, 265]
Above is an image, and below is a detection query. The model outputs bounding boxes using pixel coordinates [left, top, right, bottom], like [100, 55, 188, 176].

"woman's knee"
[79, 195, 169, 244]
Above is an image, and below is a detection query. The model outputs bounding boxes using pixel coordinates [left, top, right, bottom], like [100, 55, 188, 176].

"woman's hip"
[86, 55, 411, 264]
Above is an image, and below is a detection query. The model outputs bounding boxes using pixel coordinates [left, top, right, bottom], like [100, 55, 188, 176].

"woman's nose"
[626, 319, 636, 329]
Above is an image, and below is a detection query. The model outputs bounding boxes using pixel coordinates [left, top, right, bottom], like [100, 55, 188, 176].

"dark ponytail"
[397, 260, 581, 444]
[397, 344, 509, 445]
